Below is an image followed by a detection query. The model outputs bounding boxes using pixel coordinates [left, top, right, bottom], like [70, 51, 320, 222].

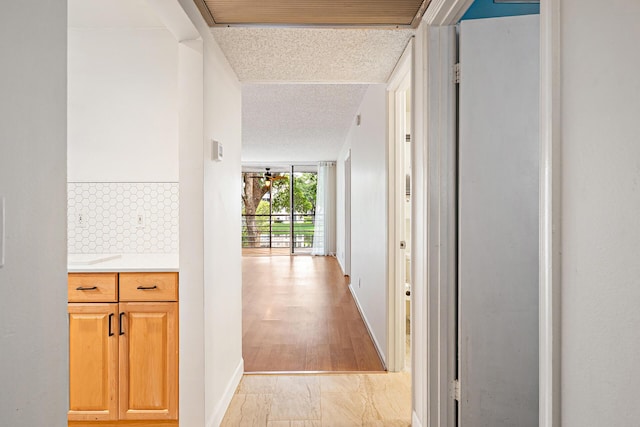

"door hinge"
[453, 379, 461, 401]
[453, 63, 461, 84]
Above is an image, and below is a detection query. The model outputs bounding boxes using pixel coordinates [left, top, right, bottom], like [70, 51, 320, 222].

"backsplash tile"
[68, 182, 178, 254]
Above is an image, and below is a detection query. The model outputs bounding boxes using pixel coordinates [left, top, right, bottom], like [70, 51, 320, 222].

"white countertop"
[68, 253, 179, 272]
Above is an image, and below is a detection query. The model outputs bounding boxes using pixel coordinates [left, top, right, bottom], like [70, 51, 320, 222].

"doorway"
[387, 40, 413, 373]
[344, 152, 352, 276]
[240, 163, 384, 372]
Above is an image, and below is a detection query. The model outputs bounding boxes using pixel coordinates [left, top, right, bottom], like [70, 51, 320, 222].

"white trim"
[423, 0, 475, 26]
[349, 284, 387, 370]
[336, 255, 347, 276]
[146, 0, 201, 41]
[207, 358, 244, 427]
[388, 38, 414, 91]
[413, 411, 424, 427]
[412, 1, 473, 424]
[539, 0, 561, 426]
[411, 22, 428, 426]
[412, 21, 459, 427]
[425, 24, 458, 427]
[386, 39, 414, 373]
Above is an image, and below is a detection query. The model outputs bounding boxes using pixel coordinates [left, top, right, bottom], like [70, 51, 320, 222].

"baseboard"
[207, 358, 244, 427]
[337, 255, 346, 276]
[348, 284, 387, 370]
[412, 411, 423, 427]
[69, 422, 177, 427]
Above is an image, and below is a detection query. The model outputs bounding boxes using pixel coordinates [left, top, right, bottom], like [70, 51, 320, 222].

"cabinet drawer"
[119, 272, 178, 302]
[68, 273, 118, 302]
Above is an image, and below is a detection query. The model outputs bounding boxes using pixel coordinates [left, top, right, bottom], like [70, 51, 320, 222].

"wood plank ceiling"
[194, 0, 431, 27]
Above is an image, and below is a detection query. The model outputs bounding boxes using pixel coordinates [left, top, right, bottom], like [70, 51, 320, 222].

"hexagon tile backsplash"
[68, 182, 179, 254]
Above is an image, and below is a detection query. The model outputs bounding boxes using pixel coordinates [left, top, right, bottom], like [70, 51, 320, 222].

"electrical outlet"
[136, 213, 145, 229]
[358, 278, 361, 288]
[77, 212, 88, 229]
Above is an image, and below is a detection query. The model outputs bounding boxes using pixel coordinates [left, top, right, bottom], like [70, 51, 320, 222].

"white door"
[458, 15, 539, 427]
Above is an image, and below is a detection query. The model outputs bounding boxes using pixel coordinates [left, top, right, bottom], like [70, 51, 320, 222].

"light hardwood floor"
[243, 248, 293, 257]
[221, 372, 411, 426]
[242, 255, 384, 372]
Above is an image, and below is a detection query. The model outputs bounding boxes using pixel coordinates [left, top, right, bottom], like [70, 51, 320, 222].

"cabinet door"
[68, 303, 118, 421]
[119, 302, 178, 420]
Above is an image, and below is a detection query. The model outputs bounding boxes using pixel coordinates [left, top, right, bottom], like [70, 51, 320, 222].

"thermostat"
[212, 140, 223, 161]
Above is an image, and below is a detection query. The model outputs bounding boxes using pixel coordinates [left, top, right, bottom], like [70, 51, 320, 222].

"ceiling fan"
[263, 168, 288, 184]
[243, 168, 288, 187]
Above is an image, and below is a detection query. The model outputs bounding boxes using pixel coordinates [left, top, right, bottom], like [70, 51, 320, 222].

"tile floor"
[221, 372, 412, 426]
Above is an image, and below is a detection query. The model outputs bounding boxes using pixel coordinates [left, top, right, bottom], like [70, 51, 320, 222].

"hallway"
[243, 255, 384, 372]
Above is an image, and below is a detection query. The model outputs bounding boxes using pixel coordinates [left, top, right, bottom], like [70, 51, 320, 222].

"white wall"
[557, 1, 640, 424]
[202, 36, 243, 427]
[175, 1, 244, 426]
[0, 1, 68, 425]
[68, 28, 179, 182]
[338, 84, 389, 364]
[177, 39, 206, 427]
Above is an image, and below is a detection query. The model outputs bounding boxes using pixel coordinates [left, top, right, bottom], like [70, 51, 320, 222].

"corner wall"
[337, 84, 389, 364]
[0, 1, 68, 424]
[175, 1, 244, 425]
[556, 1, 640, 424]
[201, 29, 244, 427]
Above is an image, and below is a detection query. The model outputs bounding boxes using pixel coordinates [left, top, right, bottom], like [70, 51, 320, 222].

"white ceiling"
[211, 27, 414, 83]
[212, 27, 413, 163]
[242, 84, 369, 163]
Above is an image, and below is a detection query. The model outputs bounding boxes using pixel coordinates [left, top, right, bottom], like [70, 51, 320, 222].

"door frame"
[344, 152, 352, 276]
[411, 1, 471, 426]
[387, 38, 413, 373]
[412, 1, 561, 426]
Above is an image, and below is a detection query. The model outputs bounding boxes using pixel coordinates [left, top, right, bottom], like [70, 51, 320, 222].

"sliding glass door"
[241, 165, 317, 254]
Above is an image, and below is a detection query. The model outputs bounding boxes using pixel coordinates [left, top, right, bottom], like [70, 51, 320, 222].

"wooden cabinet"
[119, 302, 178, 420]
[119, 272, 178, 302]
[68, 272, 178, 425]
[68, 303, 119, 421]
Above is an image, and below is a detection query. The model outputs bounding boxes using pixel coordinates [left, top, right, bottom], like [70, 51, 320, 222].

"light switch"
[0, 197, 5, 268]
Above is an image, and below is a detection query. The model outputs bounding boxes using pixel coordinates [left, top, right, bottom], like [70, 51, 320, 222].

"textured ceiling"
[214, 27, 414, 163]
[212, 27, 414, 83]
[242, 84, 369, 163]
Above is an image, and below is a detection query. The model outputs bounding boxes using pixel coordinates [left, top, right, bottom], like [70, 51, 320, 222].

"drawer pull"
[137, 285, 158, 290]
[76, 286, 98, 291]
[108, 313, 114, 337]
[119, 312, 125, 336]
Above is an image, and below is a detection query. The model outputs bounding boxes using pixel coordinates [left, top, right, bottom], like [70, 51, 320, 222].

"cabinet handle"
[76, 286, 98, 291]
[108, 313, 114, 337]
[137, 285, 158, 290]
[119, 312, 125, 336]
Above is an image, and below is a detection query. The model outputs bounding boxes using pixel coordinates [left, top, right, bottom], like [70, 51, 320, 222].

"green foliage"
[270, 173, 317, 214]
[256, 200, 270, 216]
[297, 173, 317, 213]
